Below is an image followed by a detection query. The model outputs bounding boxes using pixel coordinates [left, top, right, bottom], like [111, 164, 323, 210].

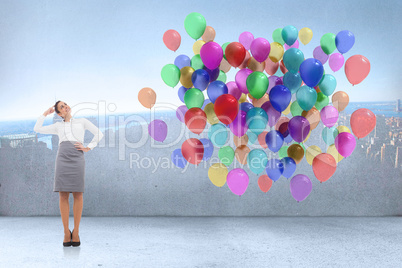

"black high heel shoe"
[71, 229, 81, 247]
[63, 230, 72, 247]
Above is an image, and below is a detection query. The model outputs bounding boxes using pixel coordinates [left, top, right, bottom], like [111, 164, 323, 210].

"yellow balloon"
[180, 66, 194, 88]
[238, 93, 248, 103]
[337, 125, 351, 134]
[327, 144, 344, 163]
[305, 145, 322, 165]
[303, 130, 312, 143]
[193, 40, 206, 55]
[208, 163, 228, 187]
[299, 27, 313, 45]
[268, 42, 284, 63]
[204, 102, 219, 125]
[282, 102, 291, 115]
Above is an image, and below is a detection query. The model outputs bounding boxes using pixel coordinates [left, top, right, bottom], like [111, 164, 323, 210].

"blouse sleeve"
[83, 118, 104, 150]
[33, 114, 59, 135]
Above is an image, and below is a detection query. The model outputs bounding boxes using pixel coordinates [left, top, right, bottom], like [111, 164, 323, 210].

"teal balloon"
[322, 126, 339, 145]
[246, 129, 259, 145]
[208, 123, 228, 147]
[282, 25, 298, 46]
[283, 48, 304, 74]
[246, 107, 268, 136]
[318, 74, 337, 96]
[161, 64, 180, 87]
[283, 72, 302, 94]
[296, 85, 318, 111]
[247, 149, 268, 175]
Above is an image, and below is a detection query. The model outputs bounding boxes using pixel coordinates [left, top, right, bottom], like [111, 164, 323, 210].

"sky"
[0, 0, 401, 121]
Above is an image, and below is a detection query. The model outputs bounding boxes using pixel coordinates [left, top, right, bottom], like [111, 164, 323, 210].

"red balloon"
[163, 29, 181, 52]
[214, 94, 239, 125]
[225, 42, 246, 67]
[344, 55, 370, 85]
[181, 138, 204, 165]
[350, 108, 376, 139]
[258, 174, 272, 193]
[280, 60, 288, 74]
[312, 153, 337, 183]
[184, 108, 207, 135]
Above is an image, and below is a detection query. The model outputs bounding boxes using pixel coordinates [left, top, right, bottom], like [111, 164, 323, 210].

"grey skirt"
[54, 141, 85, 193]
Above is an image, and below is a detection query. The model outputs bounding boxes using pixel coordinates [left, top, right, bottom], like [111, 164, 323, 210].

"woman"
[33, 100, 104, 247]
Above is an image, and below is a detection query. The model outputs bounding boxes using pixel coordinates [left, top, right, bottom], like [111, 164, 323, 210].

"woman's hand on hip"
[74, 142, 91, 152]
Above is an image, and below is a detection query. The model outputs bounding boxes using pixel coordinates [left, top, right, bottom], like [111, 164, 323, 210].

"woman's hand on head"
[44, 106, 55, 116]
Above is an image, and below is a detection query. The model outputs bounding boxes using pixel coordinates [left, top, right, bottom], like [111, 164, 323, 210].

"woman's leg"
[72, 192, 83, 241]
[59, 191, 71, 242]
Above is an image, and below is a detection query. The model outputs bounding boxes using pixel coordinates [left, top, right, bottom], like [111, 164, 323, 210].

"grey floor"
[0, 217, 401, 267]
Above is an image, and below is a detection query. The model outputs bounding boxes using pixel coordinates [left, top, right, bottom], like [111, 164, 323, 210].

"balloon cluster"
[150, 12, 376, 202]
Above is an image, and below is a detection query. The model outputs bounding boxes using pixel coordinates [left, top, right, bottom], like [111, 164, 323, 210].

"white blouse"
[33, 114, 104, 150]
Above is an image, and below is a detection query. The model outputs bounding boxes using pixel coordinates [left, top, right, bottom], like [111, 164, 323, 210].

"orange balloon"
[350, 108, 376, 139]
[163, 29, 181, 52]
[275, 117, 290, 131]
[287, 144, 304, 164]
[234, 134, 248, 147]
[239, 51, 251, 69]
[247, 57, 265, 72]
[138, 87, 156, 109]
[280, 60, 288, 74]
[258, 174, 273, 193]
[312, 153, 336, 183]
[219, 58, 231, 73]
[202, 26, 216, 42]
[235, 145, 250, 165]
[258, 131, 268, 149]
[332, 91, 349, 112]
[264, 57, 279, 75]
[252, 94, 269, 107]
[301, 107, 320, 130]
[184, 108, 207, 135]
[345, 55, 370, 85]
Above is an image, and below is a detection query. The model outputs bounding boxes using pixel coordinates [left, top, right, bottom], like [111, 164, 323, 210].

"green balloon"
[161, 64, 180, 88]
[296, 85, 317, 111]
[184, 88, 204, 109]
[246, 71, 269, 99]
[184, 12, 206, 40]
[222, 42, 230, 60]
[278, 145, 289, 159]
[290, 101, 303, 117]
[217, 70, 227, 83]
[191, 54, 204, 70]
[320, 33, 336, 55]
[315, 92, 329, 111]
[272, 28, 285, 45]
[218, 146, 235, 166]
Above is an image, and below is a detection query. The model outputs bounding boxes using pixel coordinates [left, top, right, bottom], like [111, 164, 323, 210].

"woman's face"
[57, 101, 71, 118]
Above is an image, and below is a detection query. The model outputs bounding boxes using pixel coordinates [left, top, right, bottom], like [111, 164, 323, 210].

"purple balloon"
[227, 168, 249, 196]
[268, 75, 283, 94]
[200, 138, 214, 161]
[240, 102, 254, 113]
[313, 46, 329, 65]
[261, 101, 281, 127]
[288, 116, 310, 143]
[328, 53, 345, 72]
[290, 174, 312, 202]
[203, 67, 220, 82]
[250, 37, 271, 63]
[235, 68, 253, 94]
[200, 42, 223, 70]
[335, 132, 356, 158]
[178, 86, 188, 103]
[284, 39, 299, 50]
[320, 105, 339, 128]
[239, 31, 254, 50]
[201, 99, 211, 110]
[148, 119, 167, 142]
[335, 30, 355, 54]
[176, 105, 188, 123]
[171, 149, 187, 169]
[227, 81, 242, 100]
[229, 110, 248, 137]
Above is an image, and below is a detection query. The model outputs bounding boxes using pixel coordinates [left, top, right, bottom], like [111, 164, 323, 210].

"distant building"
[0, 133, 37, 148]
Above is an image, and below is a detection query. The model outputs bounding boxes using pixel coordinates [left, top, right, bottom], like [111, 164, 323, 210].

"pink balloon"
[284, 40, 299, 50]
[329, 53, 345, 72]
[163, 29, 181, 52]
[239, 31, 254, 50]
[239, 51, 251, 69]
[229, 110, 248, 137]
[176, 105, 188, 123]
[313, 46, 329, 65]
[227, 168, 249, 196]
[264, 57, 279, 75]
[235, 68, 253, 94]
[226, 81, 242, 100]
[320, 106, 339, 128]
[261, 101, 281, 127]
[335, 132, 356, 158]
[148, 119, 168, 142]
[267, 75, 283, 94]
[200, 42, 223, 70]
[250, 37, 271, 63]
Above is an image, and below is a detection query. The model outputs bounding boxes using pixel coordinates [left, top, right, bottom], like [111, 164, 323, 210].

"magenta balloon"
[328, 53, 345, 72]
[239, 31, 254, 50]
[267, 75, 283, 94]
[235, 68, 253, 94]
[229, 110, 248, 137]
[200, 42, 223, 70]
[290, 174, 312, 202]
[227, 168, 249, 196]
[227, 81, 242, 100]
[320, 105, 339, 128]
[176, 105, 188, 123]
[335, 132, 356, 158]
[313, 46, 329, 65]
[288, 116, 310, 142]
[250, 37, 271, 63]
[261, 101, 281, 127]
[148, 119, 168, 142]
[284, 40, 299, 50]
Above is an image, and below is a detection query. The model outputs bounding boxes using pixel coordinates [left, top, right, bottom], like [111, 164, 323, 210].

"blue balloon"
[283, 48, 304, 74]
[283, 72, 302, 94]
[269, 85, 291, 112]
[207, 81, 228, 103]
[174, 54, 191, 70]
[246, 129, 259, 145]
[247, 149, 268, 175]
[322, 126, 339, 145]
[203, 67, 219, 82]
[201, 99, 211, 110]
[191, 69, 210, 91]
[240, 102, 254, 113]
[280, 157, 296, 179]
[208, 123, 228, 147]
[296, 85, 317, 111]
[266, 159, 284, 181]
[284, 133, 293, 144]
[178, 86, 189, 103]
[246, 107, 268, 136]
[265, 130, 284, 152]
[299, 58, 324, 87]
[318, 74, 337, 96]
[335, 30, 355, 54]
[171, 149, 187, 169]
[282, 25, 298, 46]
[200, 138, 214, 161]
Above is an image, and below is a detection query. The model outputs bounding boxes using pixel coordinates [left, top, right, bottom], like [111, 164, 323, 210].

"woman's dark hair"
[54, 100, 63, 119]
